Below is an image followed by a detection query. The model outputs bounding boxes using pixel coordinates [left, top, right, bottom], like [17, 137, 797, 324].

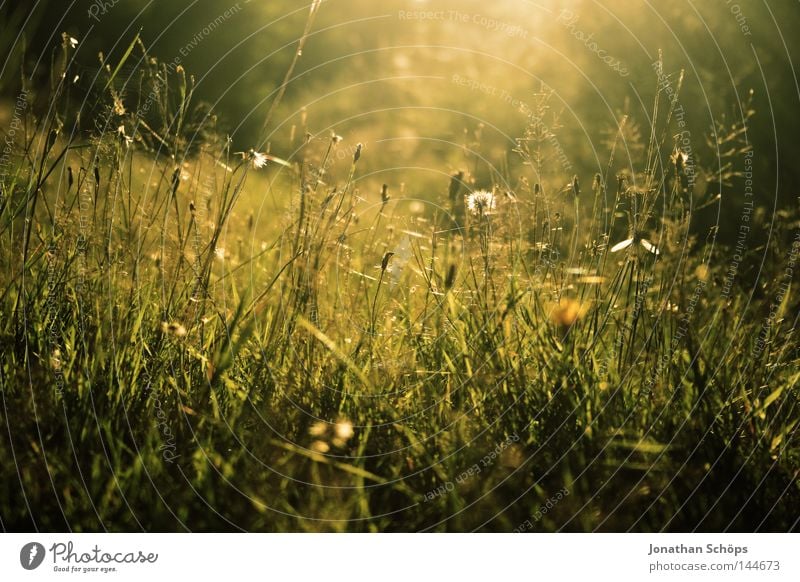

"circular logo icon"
[20, 542, 46, 570]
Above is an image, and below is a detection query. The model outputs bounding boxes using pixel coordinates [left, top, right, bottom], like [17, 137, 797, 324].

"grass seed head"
[381, 251, 394, 271]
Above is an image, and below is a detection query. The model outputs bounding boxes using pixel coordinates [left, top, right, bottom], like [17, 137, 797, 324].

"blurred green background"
[3, 0, 799, 230]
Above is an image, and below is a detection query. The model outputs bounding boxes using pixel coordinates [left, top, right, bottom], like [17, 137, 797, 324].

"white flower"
[334, 419, 354, 441]
[466, 190, 496, 215]
[69, 37, 78, 48]
[331, 418, 354, 448]
[251, 151, 268, 169]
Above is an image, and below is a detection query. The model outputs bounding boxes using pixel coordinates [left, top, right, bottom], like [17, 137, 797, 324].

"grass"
[1, 31, 799, 533]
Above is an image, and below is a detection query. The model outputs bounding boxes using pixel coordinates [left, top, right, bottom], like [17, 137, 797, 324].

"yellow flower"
[308, 421, 327, 437]
[550, 299, 588, 327]
[310, 440, 330, 454]
[161, 322, 187, 337]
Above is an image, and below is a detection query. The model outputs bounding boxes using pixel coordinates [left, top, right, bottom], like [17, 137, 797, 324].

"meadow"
[1, 1, 799, 532]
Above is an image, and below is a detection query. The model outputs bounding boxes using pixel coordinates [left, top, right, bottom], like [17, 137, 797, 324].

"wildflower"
[251, 151, 268, 169]
[242, 149, 291, 169]
[332, 419, 354, 448]
[310, 440, 330, 454]
[308, 417, 354, 450]
[610, 232, 660, 255]
[309, 421, 327, 437]
[68, 36, 78, 48]
[161, 322, 187, 337]
[550, 298, 587, 327]
[466, 190, 496, 215]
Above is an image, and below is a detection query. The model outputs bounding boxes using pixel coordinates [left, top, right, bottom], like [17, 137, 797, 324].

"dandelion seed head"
[466, 190, 496, 215]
